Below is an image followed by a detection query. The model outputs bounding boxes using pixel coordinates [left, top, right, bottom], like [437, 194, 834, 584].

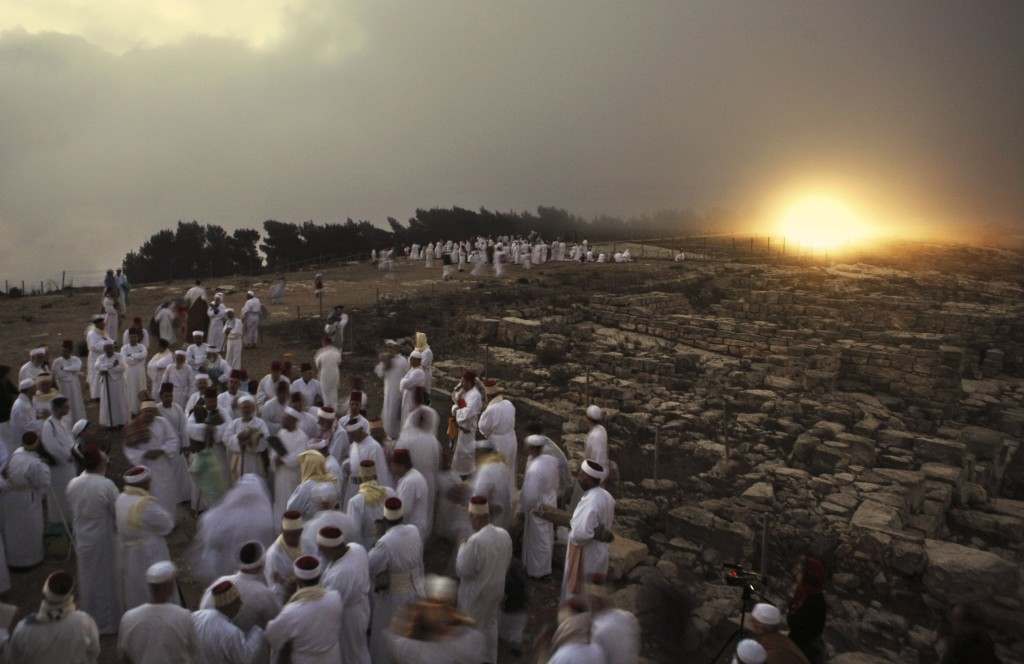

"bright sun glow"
[775, 193, 876, 251]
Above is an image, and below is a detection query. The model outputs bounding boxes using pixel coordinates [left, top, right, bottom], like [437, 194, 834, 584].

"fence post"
[61, 271, 66, 290]
[296, 305, 300, 320]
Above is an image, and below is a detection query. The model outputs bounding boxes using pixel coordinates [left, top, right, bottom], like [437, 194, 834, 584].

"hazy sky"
[1, 1, 1021, 283]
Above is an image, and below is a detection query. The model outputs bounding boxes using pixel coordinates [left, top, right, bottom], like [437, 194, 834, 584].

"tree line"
[122, 206, 715, 283]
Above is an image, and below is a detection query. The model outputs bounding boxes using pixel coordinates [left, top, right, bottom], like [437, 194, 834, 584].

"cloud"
[0, 1, 1021, 283]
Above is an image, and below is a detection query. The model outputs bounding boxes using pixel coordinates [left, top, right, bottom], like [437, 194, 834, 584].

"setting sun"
[775, 193, 876, 251]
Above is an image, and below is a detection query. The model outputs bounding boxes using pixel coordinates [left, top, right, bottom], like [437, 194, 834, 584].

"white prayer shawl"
[265, 589, 343, 664]
[147, 350, 174, 399]
[122, 343, 149, 414]
[585, 423, 609, 469]
[346, 486, 395, 549]
[520, 453, 559, 577]
[451, 385, 483, 476]
[368, 524, 426, 664]
[225, 416, 270, 479]
[314, 346, 341, 410]
[456, 524, 513, 664]
[191, 475, 275, 585]
[96, 353, 130, 426]
[6, 393, 39, 453]
[192, 609, 265, 664]
[224, 317, 243, 369]
[207, 304, 227, 350]
[199, 572, 281, 632]
[259, 398, 288, 436]
[256, 374, 289, 407]
[478, 397, 517, 481]
[51, 355, 87, 423]
[375, 354, 407, 441]
[161, 363, 195, 410]
[154, 306, 177, 344]
[291, 378, 323, 409]
[41, 415, 77, 525]
[344, 436, 393, 504]
[8, 610, 101, 664]
[321, 544, 372, 664]
[1, 448, 51, 566]
[118, 602, 197, 664]
[86, 326, 110, 398]
[592, 608, 641, 664]
[115, 490, 176, 610]
[66, 471, 123, 634]
[123, 415, 183, 520]
[241, 297, 262, 345]
[472, 459, 514, 531]
[561, 486, 615, 600]
[185, 343, 208, 373]
[395, 413, 440, 528]
[398, 366, 426, 426]
[387, 627, 486, 664]
[271, 427, 308, 524]
[396, 468, 431, 542]
[548, 642, 608, 663]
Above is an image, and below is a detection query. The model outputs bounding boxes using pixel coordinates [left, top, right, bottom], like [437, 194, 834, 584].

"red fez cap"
[360, 459, 375, 467]
[301, 362, 312, 371]
[62, 339, 74, 349]
[319, 526, 342, 539]
[229, 369, 243, 379]
[392, 448, 412, 466]
[270, 361, 282, 370]
[384, 496, 402, 510]
[212, 580, 234, 595]
[349, 391, 363, 403]
[463, 370, 477, 381]
[295, 555, 319, 571]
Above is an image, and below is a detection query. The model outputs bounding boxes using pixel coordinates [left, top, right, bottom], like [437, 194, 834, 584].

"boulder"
[741, 482, 774, 505]
[608, 534, 649, 581]
[666, 506, 754, 561]
[923, 539, 1018, 603]
[959, 425, 1005, 461]
[913, 436, 966, 466]
[948, 509, 1024, 543]
[851, 500, 903, 531]
[836, 432, 877, 466]
[497, 317, 542, 347]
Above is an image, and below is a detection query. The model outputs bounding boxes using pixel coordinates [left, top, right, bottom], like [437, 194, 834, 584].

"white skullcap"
[102, 339, 115, 347]
[468, 495, 489, 515]
[525, 434, 547, 447]
[284, 406, 301, 418]
[30, 347, 46, 356]
[205, 344, 219, 353]
[425, 574, 457, 603]
[246, 290, 255, 297]
[210, 580, 240, 608]
[316, 526, 345, 548]
[237, 394, 256, 405]
[581, 459, 607, 480]
[312, 482, 339, 505]
[124, 466, 151, 484]
[409, 350, 423, 359]
[146, 561, 177, 584]
[316, 408, 335, 421]
[734, 639, 767, 664]
[586, 405, 603, 421]
[140, 400, 158, 410]
[225, 308, 234, 314]
[192, 330, 204, 337]
[71, 419, 89, 437]
[174, 349, 187, 356]
[18, 378, 35, 390]
[195, 374, 210, 384]
[751, 603, 781, 627]
[293, 555, 321, 580]
[384, 339, 399, 347]
[238, 541, 266, 572]
[383, 497, 404, 521]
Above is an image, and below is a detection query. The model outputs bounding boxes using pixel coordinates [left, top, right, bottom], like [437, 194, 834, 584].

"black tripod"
[710, 581, 760, 663]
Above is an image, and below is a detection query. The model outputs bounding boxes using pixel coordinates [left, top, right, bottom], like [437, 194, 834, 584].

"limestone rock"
[829, 653, 894, 664]
[741, 482, 774, 505]
[851, 500, 903, 531]
[948, 509, 1024, 543]
[923, 539, 1018, 603]
[666, 505, 754, 561]
[608, 534, 649, 581]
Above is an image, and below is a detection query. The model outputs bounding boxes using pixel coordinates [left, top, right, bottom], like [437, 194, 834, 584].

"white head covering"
[586, 404, 603, 421]
[71, 419, 89, 437]
[30, 347, 46, 357]
[237, 394, 256, 406]
[425, 574, 457, 603]
[210, 580, 240, 608]
[18, 378, 35, 390]
[192, 331, 204, 337]
[525, 434, 546, 447]
[344, 419, 364, 433]
[383, 497, 403, 521]
[195, 374, 210, 384]
[146, 561, 177, 584]
[284, 406, 301, 419]
[409, 350, 423, 360]
[124, 466, 151, 484]
[238, 541, 266, 572]
[293, 555, 321, 580]
[316, 408, 335, 421]
[750, 603, 781, 627]
[733, 639, 767, 664]
[581, 459, 607, 480]
[316, 526, 345, 548]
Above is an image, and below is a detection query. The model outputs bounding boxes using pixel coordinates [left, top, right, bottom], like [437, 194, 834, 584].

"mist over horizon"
[2, 1, 1021, 284]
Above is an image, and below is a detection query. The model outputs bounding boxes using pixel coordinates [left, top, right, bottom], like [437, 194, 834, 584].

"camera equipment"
[709, 564, 765, 663]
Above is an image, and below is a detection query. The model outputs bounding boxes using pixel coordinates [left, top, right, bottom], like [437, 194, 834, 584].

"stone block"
[948, 509, 1024, 543]
[811, 442, 849, 475]
[913, 436, 966, 466]
[960, 425, 1005, 461]
[836, 432, 877, 466]
[608, 534, 649, 581]
[851, 500, 903, 530]
[890, 540, 927, 576]
[923, 539, 1018, 603]
[666, 505, 754, 561]
[741, 482, 774, 504]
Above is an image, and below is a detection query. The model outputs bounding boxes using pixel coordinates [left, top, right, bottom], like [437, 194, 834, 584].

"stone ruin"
[361, 251, 1024, 662]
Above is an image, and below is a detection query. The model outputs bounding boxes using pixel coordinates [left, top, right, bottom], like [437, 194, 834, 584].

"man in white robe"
[40, 397, 77, 527]
[526, 422, 574, 503]
[368, 497, 426, 664]
[119, 561, 197, 663]
[51, 340, 87, 423]
[85, 315, 110, 399]
[549, 459, 615, 600]
[205, 347, 232, 386]
[478, 380, 518, 482]
[471, 440, 514, 531]
[375, 343, 407, 441]
[95, 341, 129, 428]
[256, 361, 290, 407]
[207, 295, 228, 350]
[391, 447, 431, 542]
[185, 374, 213, 415]
[271, 408, 309, 523]
[115, 466, 177, 610]
[395, 405, 440, 532]
[8, 572, 100, 664]
[123, 401, 183, 521]
[226, 396, 270, 481]
[186, 330, 208, 372]
[343, 423, 393, 504]
[260, 380, 290, 436]
[414, 332, 434, 392]
[1, 432, 51, 567]
[325, 305, 348, 350]
[520, 436, 560, 578]
[588, 579, 641, 664]
[224, 308, 244, 369]
[7, 378, 40, 453]
[346, 460, 396, 549]
[186, 279, 208, 307]
[317, 525, 372, 664]
[19, 347, 48, 384]
[66, 444, 123, 635]
[456, 495, 513, 664]
[451, 371, 484, 476]
[161, 350, 194, 410]
[147, 339, 175, 400]
[194, 580, 266, 664]
[219, 370, 247, 419]
[265, 555, 343, 664]
[158, 385, 193, 504]
[154, 302, 177, 344]
[585, 404, 609, 468]
[315, 338, 341, 411]
[289, 391, 319, 438]
[199, 541, 281, 635]
[399, 351, 426, 426]
[122, 329, 149, 416]
[291, 363, 323, 408]
[122, 316, 150, 349]
[264, 511, 306, 603]
[241, 291, 263, 348]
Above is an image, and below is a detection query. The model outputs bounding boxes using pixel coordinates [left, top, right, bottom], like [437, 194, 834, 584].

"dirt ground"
[0, 255, 663, 663]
